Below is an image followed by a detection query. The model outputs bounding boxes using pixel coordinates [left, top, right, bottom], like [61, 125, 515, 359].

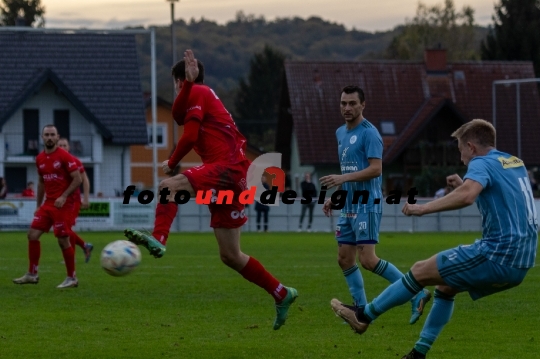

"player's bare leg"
[125, 174, 195, 258]
[215, 227, 298, 330]
[13, 228, 43, 284]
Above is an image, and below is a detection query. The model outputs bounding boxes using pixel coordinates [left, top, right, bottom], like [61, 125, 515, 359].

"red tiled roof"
[283, 60, 540, 166]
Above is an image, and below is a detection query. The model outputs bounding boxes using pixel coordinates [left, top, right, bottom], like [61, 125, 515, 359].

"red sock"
[62, 246, 76, 278]
[72, 231, 86, 249]
[239, 257, 288, 302]
[152, 202, 178, 245]
[28, 240, 41, 275]
[69, 231, 77, 253]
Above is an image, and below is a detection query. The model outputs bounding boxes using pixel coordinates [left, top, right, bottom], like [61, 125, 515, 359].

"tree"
[481, 0, 540, 77]
[234, 45, 286, 151]
[386, 0, 479, 61]
[0, 0, 45, 27]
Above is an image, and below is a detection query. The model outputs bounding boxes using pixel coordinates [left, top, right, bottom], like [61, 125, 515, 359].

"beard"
[44, 141, 56, 150]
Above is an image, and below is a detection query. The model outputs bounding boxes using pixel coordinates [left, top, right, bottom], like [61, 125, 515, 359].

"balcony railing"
[3, 133, 93, 160]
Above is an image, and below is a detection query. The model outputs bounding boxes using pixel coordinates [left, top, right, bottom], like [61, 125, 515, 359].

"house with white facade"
[0, 31, 147, 196]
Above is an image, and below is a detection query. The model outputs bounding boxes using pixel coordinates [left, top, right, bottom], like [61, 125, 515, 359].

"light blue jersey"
[464, 149, 538, 268]
[336, 119, 383, 214]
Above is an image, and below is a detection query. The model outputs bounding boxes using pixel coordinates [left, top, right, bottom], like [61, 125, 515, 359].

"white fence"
[2, 197, 539, 233]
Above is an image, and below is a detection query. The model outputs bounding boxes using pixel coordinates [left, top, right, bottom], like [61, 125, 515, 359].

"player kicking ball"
[331, 119, 538, 359]
[124, 50, 297, 330]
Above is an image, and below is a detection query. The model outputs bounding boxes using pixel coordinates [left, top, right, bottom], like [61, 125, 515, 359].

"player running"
[331, 119, 538, 359]
[13, 125, 82, 288]
[124, 50, 298, 330]
[320, 85, 430, 325]
[57, 138, 94, 263]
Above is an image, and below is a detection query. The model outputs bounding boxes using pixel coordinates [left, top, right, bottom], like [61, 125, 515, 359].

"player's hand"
[55, 195, 67, 208]
[81, 200, 89, 209]
[322, 198, 333, 217]
[162, 160, 173, 175]
[319, 174, 344, 189]
[184, 49, 199, 82]
[402, 203, 425, 216]
[446, 174, 463, 189]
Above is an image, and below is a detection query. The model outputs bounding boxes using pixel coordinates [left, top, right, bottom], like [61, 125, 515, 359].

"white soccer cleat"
[13, 273, 39, 285]
[56, 277, 78, 288]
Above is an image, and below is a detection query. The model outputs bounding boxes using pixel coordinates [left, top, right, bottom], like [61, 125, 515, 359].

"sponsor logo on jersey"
[341, 147, 349, 161]
[498, 156, 524, 169]
[187, 105, 202, 112]
[43, 174, 60, 181]
[350, 135, 357, 144]
[341, 165, 358, 172]
[53, 161, 61, 169]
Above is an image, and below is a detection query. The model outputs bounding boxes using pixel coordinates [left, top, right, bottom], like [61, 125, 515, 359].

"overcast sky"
[43, 0, 497, 31]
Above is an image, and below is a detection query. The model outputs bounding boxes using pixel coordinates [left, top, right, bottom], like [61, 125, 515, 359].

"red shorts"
[31, 203, 71, 237]
[183, 160, 250, 228]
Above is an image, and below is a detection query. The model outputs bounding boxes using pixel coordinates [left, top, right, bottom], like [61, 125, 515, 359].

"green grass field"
[1, 231, 539, 358]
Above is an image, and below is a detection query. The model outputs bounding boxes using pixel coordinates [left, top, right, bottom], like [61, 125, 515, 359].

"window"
[380, 121, 396, 135]
[147, 124, 167, 148]
[54, 110, 70, 140]
[23, 109, 39, 156]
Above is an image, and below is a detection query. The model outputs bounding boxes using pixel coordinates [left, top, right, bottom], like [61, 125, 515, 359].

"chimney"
[424, 48, 447, 72]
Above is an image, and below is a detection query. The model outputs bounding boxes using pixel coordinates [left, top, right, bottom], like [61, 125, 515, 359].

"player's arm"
[81, 171, 90, 209]
[36, 176, 45, 208]
[163, 119, 201, 173]
[319, 158, 381, 189]
[322, 185, 342, 217]
[403, 179, 482, 216]
[171, 80, 194, 125]
[55, 170, 82, 209]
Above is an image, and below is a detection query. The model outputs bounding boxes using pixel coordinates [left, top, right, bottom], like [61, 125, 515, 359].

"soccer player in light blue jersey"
[331, 119, 538, 359]
[320, 85, 431, 325]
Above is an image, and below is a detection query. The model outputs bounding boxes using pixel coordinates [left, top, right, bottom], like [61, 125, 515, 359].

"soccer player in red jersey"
[125, 50, 298, 330]
[13, 125, 82, 288]
[58, 138, 94, 263]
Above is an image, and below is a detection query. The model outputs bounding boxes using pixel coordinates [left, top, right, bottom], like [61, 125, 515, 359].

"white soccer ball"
[100, 240, 141, 277]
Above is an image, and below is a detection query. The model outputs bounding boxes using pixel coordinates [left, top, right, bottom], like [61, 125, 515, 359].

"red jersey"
[69, 156, 85, 204]
[182, 85, 247, 165]
[36, 148, 79, 205]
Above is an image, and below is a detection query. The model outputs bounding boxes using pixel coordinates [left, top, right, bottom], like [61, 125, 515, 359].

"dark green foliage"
[481, 0, 540, 78]
[0, 0, 44, 27]
[386, 0, 483, 60]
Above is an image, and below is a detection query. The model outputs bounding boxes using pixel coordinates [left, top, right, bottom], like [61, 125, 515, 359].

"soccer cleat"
[409, 289, 432, 324]
[330, 299, 370, 334]
[124, 228, 166, 258]
[273, 287, 298, 330]
[56, 277, 78, 288]
[84, 243, 94, 263]
[13, 273, 39, 285]
[402, 349, 426, 359]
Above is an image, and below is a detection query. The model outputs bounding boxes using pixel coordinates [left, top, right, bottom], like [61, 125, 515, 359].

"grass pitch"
[1, 231, 539, 358]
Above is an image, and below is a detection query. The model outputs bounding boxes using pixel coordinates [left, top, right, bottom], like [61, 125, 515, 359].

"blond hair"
[451, 119, 495, 147]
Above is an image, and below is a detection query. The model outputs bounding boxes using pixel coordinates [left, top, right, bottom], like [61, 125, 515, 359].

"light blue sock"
[414, 289, 455, 355]
[343, 264, 367, 306]
[364, 270, 422, 321]
[372, 259, 403, 283]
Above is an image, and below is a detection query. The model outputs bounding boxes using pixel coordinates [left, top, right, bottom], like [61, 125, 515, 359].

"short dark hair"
[171, 60, 205, 83]
[341, 85, 365, 103]
[42, 124, 57, 134]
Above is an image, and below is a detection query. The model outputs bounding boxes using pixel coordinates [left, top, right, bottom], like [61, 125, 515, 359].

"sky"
[43, 0, 498, 32]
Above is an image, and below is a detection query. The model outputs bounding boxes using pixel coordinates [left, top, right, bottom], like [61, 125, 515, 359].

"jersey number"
[518, 177, 538, 225]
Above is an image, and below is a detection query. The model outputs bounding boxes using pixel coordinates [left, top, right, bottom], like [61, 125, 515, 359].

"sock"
[152, 202, 178, 245]
[62, 246, 76, 278]
[364, 271, 422, 321]
[73, 232, 86, 249]
[372, 259, 403, 283]
[343, 264, 367, 306]
[239, 257, 288, 302]
[414, 289, 455, 355]
[28, 240, 41, 275]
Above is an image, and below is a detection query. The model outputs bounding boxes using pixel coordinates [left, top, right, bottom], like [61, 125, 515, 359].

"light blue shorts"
[335, 212, 381, 245]
[436, 244, 529, 300]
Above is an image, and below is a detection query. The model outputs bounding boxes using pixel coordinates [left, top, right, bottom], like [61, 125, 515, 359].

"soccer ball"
[100, 240, 141, 277]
